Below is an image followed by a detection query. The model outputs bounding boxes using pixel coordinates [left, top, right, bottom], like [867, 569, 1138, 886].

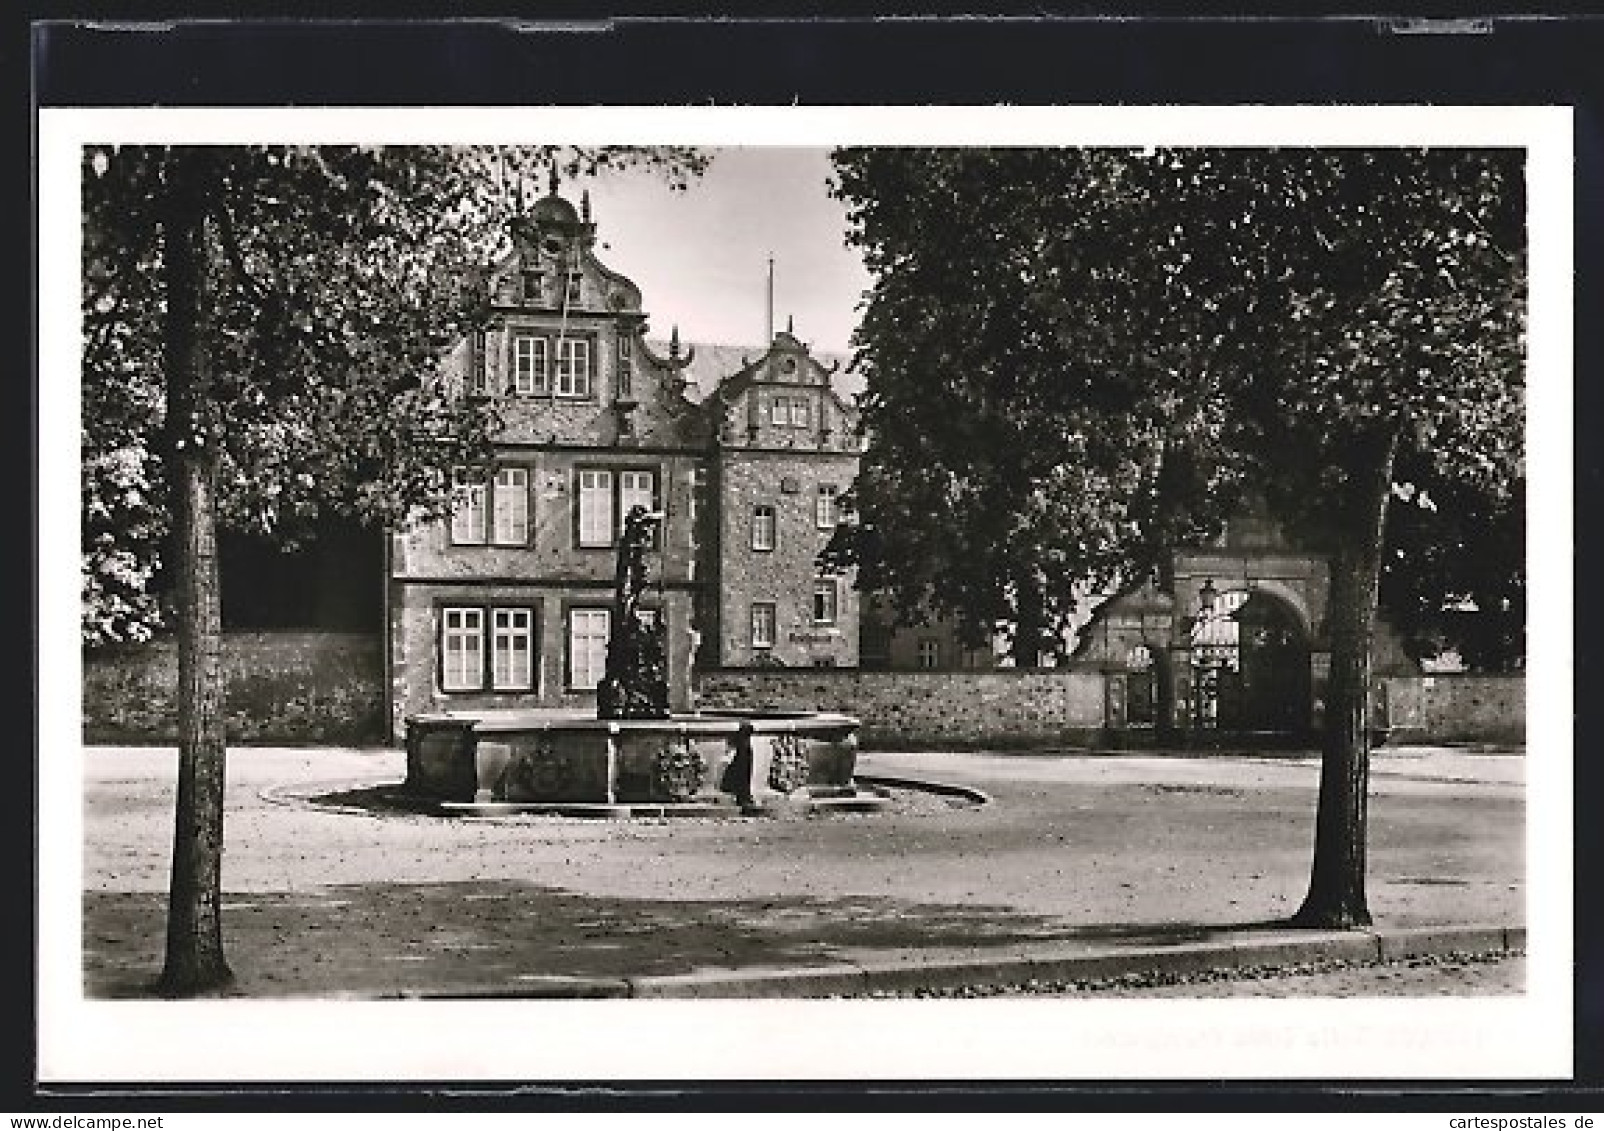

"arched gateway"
[1073, 509, 1420, 745]
[1187, 587, 1312, 734]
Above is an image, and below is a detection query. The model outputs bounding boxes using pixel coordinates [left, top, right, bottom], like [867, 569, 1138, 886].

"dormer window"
[769, 395, 813, 428]
[565, 272, 583, 306]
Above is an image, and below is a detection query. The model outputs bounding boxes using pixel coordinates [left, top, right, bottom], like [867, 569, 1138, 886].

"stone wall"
[1381, 675, 1526, 744]
[694, 668, 1109, 748]
[82, 641, 1526, 749]
[83, 632, 385, 745]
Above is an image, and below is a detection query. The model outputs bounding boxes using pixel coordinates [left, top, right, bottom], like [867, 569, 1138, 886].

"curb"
[626, 923, 1523, 999]
[393, 923, 1522, 1001]
[852, 774, 992, 805]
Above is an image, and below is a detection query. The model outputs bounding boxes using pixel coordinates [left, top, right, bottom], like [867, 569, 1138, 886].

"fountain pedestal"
[404, 709, 880, 816]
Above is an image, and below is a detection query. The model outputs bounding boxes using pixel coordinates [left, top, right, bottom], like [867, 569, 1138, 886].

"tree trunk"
[156, 155, 234, 996]
[1012, 577, 1045, 668]
[1291, 427, 1399, 929]
[1153, 553, 1179, 737]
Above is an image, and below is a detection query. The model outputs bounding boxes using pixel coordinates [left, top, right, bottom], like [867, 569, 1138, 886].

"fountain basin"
[404, 709, 882, 816]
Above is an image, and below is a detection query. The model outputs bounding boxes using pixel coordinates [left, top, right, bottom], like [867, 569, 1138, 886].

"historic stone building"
[699, 326, 864, 671]
[385, 179, 861, 737]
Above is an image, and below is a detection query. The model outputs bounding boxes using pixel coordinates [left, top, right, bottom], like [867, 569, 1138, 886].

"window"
[451, 469, 487, 545]
[917, 638, 941, 670]
[751, 603, 777, 650]
[440, 606, 535, 692]
[619, 470, 655, 524]
[578, 468, 661, 548]
[521, 269, 544, 306]
[491, 608, 534, 690]
[492, 468, 529, 545]
[441, 608, 485, 690]
[620, 470, 657, 549]
[565, 272, 583, 306]
[751, 505, 776, 551]
[815, 484, 839, 529]
[453, 466, 532, 546]
[467, 332, 491, 397]
[616, 333, 634, 399]
[767, 395, 813, 428]
[512, 335, 549, 396]
[578, 469, 614, 548]
[556, 338, 592, 398]
[812, 578, 838, 625]
[568, 609, 610, 691]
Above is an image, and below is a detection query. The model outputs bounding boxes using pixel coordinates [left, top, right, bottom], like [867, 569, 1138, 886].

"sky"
[576, 147, 870, 356]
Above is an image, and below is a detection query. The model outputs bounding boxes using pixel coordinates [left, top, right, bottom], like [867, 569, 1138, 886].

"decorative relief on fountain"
[505, 737, 572, 800]
[652, 735, 707, 802]
[766, 733, 811, 795]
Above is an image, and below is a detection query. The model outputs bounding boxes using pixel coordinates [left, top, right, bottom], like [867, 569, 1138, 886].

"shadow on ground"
[83, 882, 1271, 999]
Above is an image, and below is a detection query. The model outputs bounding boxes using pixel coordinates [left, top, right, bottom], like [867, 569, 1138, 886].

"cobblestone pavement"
[1105, 953, 1526, 997]
[851, 951, 1526, 998]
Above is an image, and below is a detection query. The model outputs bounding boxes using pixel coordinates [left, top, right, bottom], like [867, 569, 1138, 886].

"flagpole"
[766, 254, 775, 346]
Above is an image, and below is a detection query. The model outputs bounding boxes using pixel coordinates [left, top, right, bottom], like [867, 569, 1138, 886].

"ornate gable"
[705, 328, 861, 453]
[461, 174, 704, 449]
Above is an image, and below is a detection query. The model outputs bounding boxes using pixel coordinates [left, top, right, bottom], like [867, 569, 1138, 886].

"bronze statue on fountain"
[596, 504, 671, 720]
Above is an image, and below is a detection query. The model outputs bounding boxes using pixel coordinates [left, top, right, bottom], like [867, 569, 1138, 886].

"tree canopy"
[829, 146, 1525, 668]
[81, 144, 710, 648]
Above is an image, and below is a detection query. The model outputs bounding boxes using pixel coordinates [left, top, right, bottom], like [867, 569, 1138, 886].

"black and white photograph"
[37, 103, 1572, 1087]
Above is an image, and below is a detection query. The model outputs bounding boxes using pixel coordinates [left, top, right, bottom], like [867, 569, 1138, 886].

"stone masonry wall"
[83, 632, 385, 745]
[694, 668, 1109, 748]
[1381, 675, 1526, 744]
[714, 451, 861, 668]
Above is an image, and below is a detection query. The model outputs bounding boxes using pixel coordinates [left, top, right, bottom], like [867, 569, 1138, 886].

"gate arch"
[1188, 586, 1312, 734]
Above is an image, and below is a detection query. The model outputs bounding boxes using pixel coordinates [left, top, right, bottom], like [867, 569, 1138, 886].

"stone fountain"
[403, 506, 881, 816]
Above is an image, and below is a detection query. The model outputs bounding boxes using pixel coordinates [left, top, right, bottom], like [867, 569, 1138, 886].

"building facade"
[700, 329, 864, 670]
[386, 182, 860, 737]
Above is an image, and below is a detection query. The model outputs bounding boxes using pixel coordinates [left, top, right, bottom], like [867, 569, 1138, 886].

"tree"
[82, 144, 708, 995]
[1212, 148, 1524, 924]
[830, 145, 1524, 927]
[827, 149, 1249, 670]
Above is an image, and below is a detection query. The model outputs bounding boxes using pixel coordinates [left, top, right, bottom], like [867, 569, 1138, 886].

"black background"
[22, 7, 1603, 1112]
